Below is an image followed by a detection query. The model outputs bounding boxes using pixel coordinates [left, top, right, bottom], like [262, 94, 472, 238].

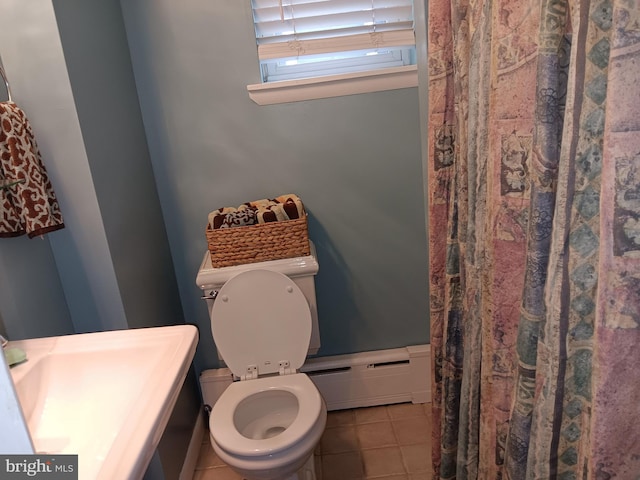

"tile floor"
[193, 402, 432, 480]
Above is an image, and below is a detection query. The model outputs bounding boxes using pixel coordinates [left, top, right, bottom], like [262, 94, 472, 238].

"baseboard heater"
[199, 344, 431, 411]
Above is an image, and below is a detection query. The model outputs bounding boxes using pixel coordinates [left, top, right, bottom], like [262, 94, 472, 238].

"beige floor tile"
[314, 453, 323, 479]
[321, 425, 360, 454]
[193, 465, 244, 480]
[361, 447, 406, 478]
[391, 416, 430, 446]
[195, 441, 225, 469]
[367, 475, 409, 480]
[409, 472, 432, 480]
[354, 406, 390, 424]
[387, 402, 428, 419]
[326, 409, 357, 428]
[321, 451, 365, 479]
[356, 421, 397, 450]
[400, 444, 430, 473]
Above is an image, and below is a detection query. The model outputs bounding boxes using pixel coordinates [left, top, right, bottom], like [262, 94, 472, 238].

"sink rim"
[9, 324, 198, 480]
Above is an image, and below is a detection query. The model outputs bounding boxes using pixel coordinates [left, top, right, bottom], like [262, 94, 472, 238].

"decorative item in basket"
[206, 194, 310, 268]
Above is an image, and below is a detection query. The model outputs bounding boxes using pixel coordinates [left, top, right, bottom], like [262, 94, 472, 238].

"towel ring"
[0, 64, 13, 103]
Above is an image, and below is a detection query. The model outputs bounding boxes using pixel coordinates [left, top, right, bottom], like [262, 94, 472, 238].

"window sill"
[246, 65, 418, 105]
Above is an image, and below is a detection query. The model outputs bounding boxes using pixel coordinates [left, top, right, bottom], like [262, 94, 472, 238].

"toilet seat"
[210, 269, 312, 379]
[210, 373, 323, 457]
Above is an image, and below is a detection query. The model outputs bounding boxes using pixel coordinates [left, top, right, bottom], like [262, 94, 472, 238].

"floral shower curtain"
[428, 0, 640, 478]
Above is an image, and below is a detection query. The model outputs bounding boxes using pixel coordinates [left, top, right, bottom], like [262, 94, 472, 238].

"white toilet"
[196, 247, 327, 480]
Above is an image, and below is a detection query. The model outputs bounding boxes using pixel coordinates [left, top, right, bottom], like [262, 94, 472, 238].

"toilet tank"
[196, 243, 321, 355]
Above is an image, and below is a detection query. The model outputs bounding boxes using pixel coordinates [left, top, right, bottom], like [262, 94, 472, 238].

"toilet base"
[233, 453, 316, 480]
[212, 440, 321, 480]
[287, 454, 316, 480]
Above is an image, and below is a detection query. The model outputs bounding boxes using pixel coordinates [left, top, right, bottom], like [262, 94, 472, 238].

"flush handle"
[201, 290, 218, 301]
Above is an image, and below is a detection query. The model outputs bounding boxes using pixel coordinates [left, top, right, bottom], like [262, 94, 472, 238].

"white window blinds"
[251, 0, 416, 82]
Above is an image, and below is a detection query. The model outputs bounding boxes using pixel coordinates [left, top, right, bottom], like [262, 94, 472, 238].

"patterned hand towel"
[0, 102, 64, 238]
[275, 193, 305, 219]
[220, 204, 257, 229]
[208, 207, 236, 230]
[245, 198, 275, 209]
[208, 194, 305, 228]
[256, 203, 289, 223]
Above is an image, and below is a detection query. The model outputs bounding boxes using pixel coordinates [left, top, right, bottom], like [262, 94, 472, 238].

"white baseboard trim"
[200, 344, 431, 411]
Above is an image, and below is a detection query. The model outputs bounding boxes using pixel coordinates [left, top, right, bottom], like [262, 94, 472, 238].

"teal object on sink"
[4, 347, 27, 367]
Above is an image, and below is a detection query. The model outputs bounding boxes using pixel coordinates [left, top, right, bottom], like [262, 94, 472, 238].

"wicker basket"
[206, 215, 310, 268]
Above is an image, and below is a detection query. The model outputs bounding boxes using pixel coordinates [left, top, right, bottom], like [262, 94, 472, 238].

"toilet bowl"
[210, 374, 327, 479]
[205, 268, 327, 480]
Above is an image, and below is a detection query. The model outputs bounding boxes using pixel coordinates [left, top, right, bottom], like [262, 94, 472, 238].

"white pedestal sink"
[6, 325, 198, 480]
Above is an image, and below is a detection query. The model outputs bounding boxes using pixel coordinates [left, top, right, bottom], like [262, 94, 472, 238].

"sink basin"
[8, 325, 198, 480]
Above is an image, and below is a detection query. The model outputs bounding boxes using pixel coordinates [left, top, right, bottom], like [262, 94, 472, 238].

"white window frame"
[247, 65, 417, 104]
[247, 1, 418, 105]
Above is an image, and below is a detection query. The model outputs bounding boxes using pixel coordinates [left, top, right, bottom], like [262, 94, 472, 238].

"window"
[248, 0, 418, 104]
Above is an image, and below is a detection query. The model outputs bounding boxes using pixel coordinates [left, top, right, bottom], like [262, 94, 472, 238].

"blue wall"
[0, 1, 199, 477]
[0, 54, 72, 339]
[52, 0, 185, 332]
[120, 0, 430, 372]
[0, 237, 74, 341]
[0, 0, 429, 376]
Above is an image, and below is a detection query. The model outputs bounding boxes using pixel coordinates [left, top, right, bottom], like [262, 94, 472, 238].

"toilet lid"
[211, 269, 312, 379]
